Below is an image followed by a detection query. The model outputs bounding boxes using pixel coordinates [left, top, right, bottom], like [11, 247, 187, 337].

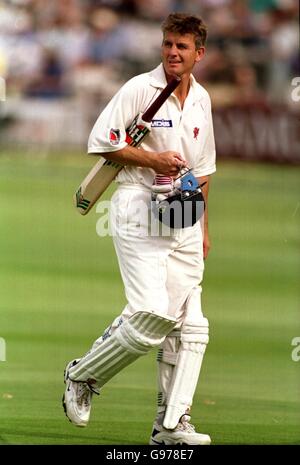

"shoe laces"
[76, 382, 92, 408]
[176, 414, 196, 433]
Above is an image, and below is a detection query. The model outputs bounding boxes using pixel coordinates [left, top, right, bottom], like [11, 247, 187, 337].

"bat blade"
[74, 76, 181, 215]
[74, 158, 123, 214]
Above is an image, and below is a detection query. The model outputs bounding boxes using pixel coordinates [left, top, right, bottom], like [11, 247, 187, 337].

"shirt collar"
[149, 63, 168, 88]
[149, 63, 204, 102]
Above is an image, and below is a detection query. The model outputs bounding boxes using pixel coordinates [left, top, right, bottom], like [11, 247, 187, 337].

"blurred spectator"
[132, 0, 176, 21]
[267, 5, 299, 103]
[249, 0, 277, 13]
[85, 7, 129, 63]
[0, 0, 298, 109]
[231, 63, 267, 107]
[0, 3, 43, 96]
[24, 47, 69, 98]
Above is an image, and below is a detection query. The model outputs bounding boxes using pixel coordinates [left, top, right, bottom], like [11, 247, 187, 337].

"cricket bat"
[74, 76, 181, 215]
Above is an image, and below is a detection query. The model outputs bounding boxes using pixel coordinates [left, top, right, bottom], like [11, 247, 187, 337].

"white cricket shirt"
[88, 63, 216, 187]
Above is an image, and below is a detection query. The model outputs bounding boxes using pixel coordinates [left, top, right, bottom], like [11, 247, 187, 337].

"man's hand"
[152, 151, 187, 176]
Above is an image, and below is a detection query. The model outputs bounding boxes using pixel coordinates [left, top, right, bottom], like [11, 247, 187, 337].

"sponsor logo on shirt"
[109, 128, 121, 145]
[151, 119, 173, 128]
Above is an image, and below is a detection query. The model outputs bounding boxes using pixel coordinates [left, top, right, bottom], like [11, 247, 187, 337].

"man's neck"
[166, 72, 191, 109]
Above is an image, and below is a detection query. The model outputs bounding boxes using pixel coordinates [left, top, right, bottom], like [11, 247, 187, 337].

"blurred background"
[0, 0, 299, 445]
[0, 0, 299, 160]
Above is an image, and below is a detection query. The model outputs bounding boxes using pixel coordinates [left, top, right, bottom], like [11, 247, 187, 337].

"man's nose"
[169, 45, 178, 55]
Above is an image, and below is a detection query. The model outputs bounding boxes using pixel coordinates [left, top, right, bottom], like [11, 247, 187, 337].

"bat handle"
[142, 76, 181, 123]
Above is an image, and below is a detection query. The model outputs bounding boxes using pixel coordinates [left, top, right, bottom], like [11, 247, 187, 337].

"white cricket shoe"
[149, 414, 211, 445]
[62, 359, 99, 427]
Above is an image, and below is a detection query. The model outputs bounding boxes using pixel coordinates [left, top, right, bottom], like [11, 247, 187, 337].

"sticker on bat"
[75, 187, 90, 211]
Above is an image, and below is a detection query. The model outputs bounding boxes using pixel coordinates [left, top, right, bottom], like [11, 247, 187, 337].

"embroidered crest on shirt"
[193, 127, 199, 140]
[109, 128, 121, 145]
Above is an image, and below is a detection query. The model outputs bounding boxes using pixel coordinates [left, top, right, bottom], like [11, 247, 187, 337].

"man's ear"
[195, 47, 205, 63]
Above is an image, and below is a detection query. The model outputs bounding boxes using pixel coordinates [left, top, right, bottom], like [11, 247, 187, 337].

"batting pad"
[69, 311, 176, 388]
[156, 330, 181, 413]
[163, 318, 209, 430]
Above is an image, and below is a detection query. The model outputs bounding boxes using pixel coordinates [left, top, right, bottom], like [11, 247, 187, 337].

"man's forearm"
[90, 146, 187, 177]
[91, 145, 158, 169]
[198, 175, 210, 231]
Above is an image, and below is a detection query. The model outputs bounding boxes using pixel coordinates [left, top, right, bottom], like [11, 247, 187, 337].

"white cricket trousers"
[110, 184, 205, 326]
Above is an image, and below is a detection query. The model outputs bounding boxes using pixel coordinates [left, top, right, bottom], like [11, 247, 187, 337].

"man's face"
[161, 32, 205, 77]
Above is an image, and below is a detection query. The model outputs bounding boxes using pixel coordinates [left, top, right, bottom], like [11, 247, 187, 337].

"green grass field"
[0, 150, 299, 445]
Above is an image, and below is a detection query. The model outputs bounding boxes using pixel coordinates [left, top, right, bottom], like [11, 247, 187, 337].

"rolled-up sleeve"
[88, 77, 146, 154]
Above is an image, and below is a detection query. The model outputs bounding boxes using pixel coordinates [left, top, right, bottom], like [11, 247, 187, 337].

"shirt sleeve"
[87, 77, 147, 154]
[192, 94, 216, 178]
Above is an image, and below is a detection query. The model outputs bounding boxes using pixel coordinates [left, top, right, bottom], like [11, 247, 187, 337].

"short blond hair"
[161, 13, 207, 49]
